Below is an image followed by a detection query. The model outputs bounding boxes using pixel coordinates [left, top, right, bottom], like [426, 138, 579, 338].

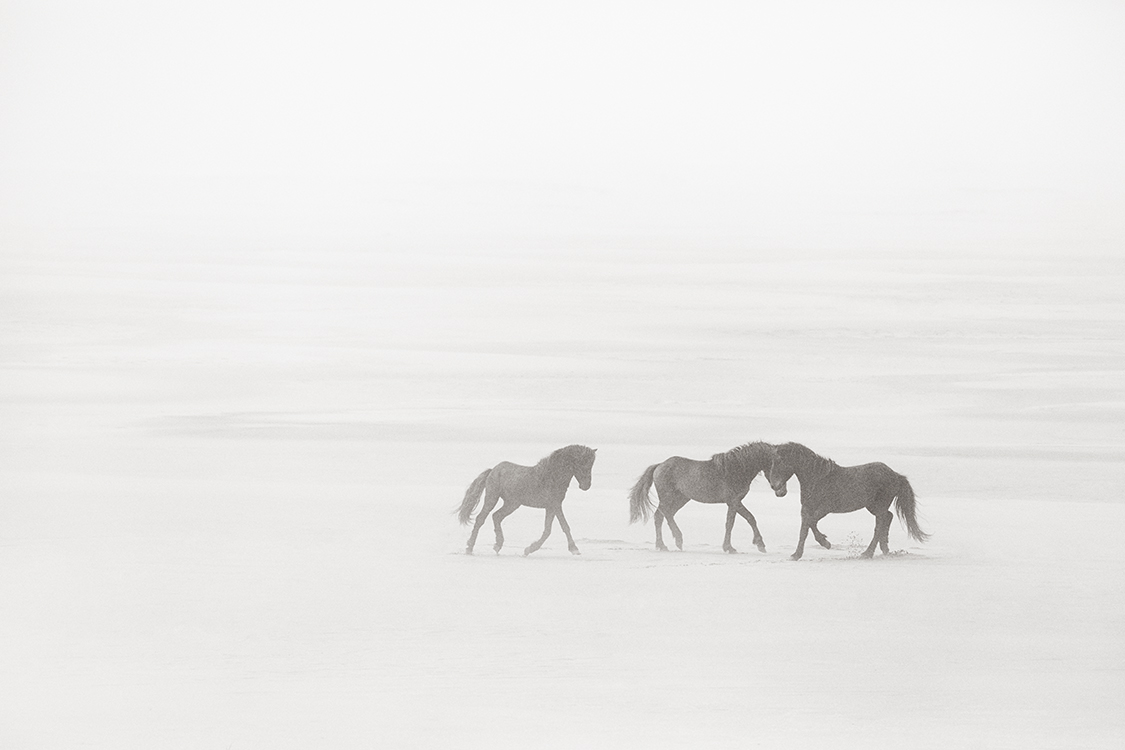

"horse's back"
[854, 461, 897, 477]
[655, 455, 700, 471]
[654, 455, 734, 502]
[833, 461, 900, 486]
[489, 459, 570, 506]
[653, 456, 705, 483]
[488, 461, 531, 489]
[807, 461, 891, 507]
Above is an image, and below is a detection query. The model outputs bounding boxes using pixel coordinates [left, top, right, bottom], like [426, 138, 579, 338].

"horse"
[764, 442, 929, 560]
[457, 444, 597, 556]
[628, 441, 785, 553]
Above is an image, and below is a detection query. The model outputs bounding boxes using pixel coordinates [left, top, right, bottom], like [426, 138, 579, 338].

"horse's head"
[572, 446, 597, 491]
[766, 450, 793, 497]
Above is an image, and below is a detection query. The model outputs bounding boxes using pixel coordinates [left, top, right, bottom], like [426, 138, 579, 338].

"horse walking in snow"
[457, 444, 597, 556]
[628, 441, 785, 553]
[764, 441, 929, 560]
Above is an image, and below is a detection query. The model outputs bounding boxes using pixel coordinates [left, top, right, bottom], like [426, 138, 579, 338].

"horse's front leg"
[734, 501, 767, 553]
[524, 509, 555, 556]
[723, 504, 738, 553]
[554, 505, 580, 555]
[791, 514, 813, 561]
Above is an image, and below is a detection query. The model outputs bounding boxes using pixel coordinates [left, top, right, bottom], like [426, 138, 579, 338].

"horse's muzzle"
[579, 481, 591, 491]
[774, 487, 787, 497]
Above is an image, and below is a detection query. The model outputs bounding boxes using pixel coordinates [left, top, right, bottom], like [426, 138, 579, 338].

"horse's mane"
[542, 444, 596, 468]
[710, 441, 774, 479]
[775, 442, 839, 479]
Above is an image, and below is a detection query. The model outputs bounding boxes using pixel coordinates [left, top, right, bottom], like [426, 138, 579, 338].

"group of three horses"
[457, 441, 929, 560]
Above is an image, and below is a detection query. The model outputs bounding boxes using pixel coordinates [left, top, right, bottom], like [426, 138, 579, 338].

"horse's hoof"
[860, 551, 874, 559]
[790, 553, 802, 561]
[465, 549, 474, 556]
[570, 548, 581, 556]
[756, 544, 767, 554]
[656, 544, 668, 552]
[821, 540, 832, 549]
[523, 547, 533, 556]
[724, 547, 737, 554]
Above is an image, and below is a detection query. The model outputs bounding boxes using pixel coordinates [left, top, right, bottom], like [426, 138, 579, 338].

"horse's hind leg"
[466, 490, 501, 555]
[861, 509, 892, 558]
[733, 501, 767, 553]
[554, 505, 580, 555]
[524, 509, 555, 556]
[655, 491, 687, 550]
[878, 509, 892, 555]
[654, 508, 669, 551]
[810, 520, 831, 549]
[491, 499, 519, 554]
[663, 509, 684, 551]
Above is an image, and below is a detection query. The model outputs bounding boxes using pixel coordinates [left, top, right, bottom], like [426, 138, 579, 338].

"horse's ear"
[593, 448, 597, 452]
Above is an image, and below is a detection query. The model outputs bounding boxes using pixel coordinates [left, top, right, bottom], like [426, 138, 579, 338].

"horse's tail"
[893, 475, 930, 543]
[457, 469, 492, 526]
[628, 464, 659, 524]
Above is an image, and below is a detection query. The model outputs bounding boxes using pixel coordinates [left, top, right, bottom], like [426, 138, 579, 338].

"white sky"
[1, 0, 1123, 256]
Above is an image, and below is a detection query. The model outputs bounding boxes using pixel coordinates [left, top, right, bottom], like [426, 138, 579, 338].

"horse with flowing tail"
[457, 445, 597, 556]
[628, 441, 785, 553]
[764, 442, 929, 560]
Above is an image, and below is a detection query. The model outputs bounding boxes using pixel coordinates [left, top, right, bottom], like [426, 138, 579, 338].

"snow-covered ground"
[2, 247, 1122, 748]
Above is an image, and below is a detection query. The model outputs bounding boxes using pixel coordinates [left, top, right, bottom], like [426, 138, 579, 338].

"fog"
[2, 3, 1124, 749]
[2, 1, 1124, 255]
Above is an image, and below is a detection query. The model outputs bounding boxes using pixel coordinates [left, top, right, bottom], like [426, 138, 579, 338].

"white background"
[2, 2, 1123, 748]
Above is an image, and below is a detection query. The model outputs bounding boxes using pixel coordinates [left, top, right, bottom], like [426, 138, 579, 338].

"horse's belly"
[814, 474, 885, 513]
[661, 465, 736, 504]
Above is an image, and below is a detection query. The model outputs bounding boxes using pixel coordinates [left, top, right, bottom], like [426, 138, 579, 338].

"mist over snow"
[1, 2, 1123, 749]
[3, 0, 1124, 256]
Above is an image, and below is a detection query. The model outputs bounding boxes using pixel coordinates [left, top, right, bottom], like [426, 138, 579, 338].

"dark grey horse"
[765, 442, 929, 560]
[458, 445, 597, 556]
[628, 441, 785, 553]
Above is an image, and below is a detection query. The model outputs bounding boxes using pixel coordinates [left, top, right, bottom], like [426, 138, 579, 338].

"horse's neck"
[717, 449, 761, 484]
[736, 448, 770, 481]
[747, 449, 772, 478]
[734, 460, 763, 483]
[541, 458, 574, 486]
[793, 454, 833, 485]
